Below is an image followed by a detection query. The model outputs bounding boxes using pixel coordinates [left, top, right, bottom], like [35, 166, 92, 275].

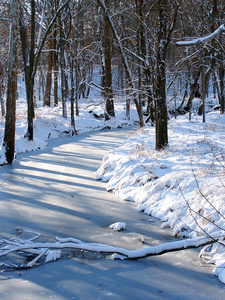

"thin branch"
[179, 186, 225, 238]
[190, 161, 225, 222]
[32, 0, 70, 79]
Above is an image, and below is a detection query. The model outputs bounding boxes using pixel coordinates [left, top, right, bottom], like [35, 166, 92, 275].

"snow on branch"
[0, 229, 222, 269]
[176, 24, 225, 46]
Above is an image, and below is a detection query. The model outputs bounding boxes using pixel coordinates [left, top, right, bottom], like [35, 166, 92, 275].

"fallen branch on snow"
[0, 229, 223, 268]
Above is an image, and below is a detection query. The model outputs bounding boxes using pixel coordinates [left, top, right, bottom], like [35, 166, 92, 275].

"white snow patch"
[108, 222, 127, 231]
[45, 250, 62, 263]
[110, 253, 127, 260]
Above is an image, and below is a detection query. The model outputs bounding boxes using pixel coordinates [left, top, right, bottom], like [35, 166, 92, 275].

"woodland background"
[0, 0, 224, 163]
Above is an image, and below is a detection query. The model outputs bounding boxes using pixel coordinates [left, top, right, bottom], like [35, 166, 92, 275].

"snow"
[108, 222, 127, 231]
[95, 102, 225, 284]
[1, 77, 225, 286]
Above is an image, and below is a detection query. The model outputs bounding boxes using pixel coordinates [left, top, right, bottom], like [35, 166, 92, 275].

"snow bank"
[95, 111, 225, 283]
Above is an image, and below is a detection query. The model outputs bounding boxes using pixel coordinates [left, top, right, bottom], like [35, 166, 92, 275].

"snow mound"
[108, 222, 127, 231]
[45, 250, 62, 263]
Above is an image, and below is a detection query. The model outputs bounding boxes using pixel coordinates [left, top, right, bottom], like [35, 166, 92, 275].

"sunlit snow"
[95, 104, 225, 284]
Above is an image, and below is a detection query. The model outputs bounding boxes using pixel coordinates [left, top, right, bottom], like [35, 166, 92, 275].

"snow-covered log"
[177, 24, 225, 46]
[0, 231, 222, 268]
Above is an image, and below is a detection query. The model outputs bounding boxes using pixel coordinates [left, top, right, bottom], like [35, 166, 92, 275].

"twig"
[27, 248, 49, 267]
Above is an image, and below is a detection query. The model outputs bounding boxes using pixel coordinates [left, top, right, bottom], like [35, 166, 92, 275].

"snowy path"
[0, 127, 225, 299]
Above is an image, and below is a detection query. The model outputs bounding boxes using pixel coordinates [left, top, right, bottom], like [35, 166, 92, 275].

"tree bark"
[103, 0, 114, 119]
[0, 62, 5, 117]
[19, 12, 29, 106]
[59, 15, 67, 118]
[53, 24, 59, 107]
[24, 0, 35, 141]
[3, 0, 20, 164]
[136, 0, 144, 126]
[69, 46, 75, 130]
[155, 0, 168, 150]
[218, 59, 225, 114]
[43, 38, 53, 107]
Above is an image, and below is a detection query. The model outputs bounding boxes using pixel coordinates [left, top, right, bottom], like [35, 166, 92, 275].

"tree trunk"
[59, 17, 67, 118]
[219, 63, 225, 114]
[75, 62, 79, 116]
[126, 78, 130, 119]
[53, 56, 59, 107]
[103, 0, 114, 119]
[69, 48, 75, 131]
[186, 68, 201, 118]
[155, 0, 168, 150]
[43, 38, 53, 107]
[215, 64, 225, 114]
[53, 24, 59, 107]
[3, 0, 20, 164]
[0, 90, 5, 117]
[24, 0, 35, 141]
[0, 63, 5, 117]
[19, 13, 30, 106]
[218, 34, 225, 114]
[201, 64, 206, 122]
[136, 0, 145, 126]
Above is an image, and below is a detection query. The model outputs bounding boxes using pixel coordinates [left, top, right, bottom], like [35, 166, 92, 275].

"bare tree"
[96, 0, 144, 127]
[21, 0, 70, 140]
[175, 0, 225, 117]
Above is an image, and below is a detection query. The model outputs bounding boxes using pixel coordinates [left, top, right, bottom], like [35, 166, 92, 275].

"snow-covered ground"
[0, 79, 225, 284]
[95, 106, 225, 284]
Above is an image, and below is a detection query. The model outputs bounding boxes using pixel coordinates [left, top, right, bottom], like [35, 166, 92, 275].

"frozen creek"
[0, 127, 224, 300]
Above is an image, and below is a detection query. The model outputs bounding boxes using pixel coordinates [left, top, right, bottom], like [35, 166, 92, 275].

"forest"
[1, 1, 225, 290]
[0, 0, 224, 164]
